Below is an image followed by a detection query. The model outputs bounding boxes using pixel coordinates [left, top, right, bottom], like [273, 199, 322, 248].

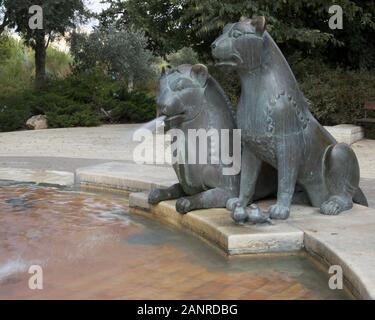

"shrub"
[0, 103, 32, 132]
[46, 108, 101, 128]
[0, 92, 33, 132]
[291, 58, 375, 126]
[0, 36, 158, 132]
[208, 65, 241, 107]
[110, 89, 156, 123]
[0, 70, 158, 132]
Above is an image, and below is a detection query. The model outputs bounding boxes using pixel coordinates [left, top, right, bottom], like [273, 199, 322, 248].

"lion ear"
[191, 64, 209, 87]
[251, 16, 266, 35]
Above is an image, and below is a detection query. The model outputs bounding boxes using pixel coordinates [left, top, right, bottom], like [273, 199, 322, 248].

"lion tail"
[353, 188, 369, 207]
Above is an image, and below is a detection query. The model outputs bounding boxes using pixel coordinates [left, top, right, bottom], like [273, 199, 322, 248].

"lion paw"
[321, 201, 343, 215]
[320, 196, 353, 216]
[148, 189, 163, 204]
[176, 198, 193, 214]
[231, 205, 248, 224]
[269, 204, 290, 220]
[226, 198, 240, 211]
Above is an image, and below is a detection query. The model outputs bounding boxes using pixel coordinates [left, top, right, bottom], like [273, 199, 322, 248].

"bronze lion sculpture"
[148, 64, 277, 214]
[212, 17, 368, 222]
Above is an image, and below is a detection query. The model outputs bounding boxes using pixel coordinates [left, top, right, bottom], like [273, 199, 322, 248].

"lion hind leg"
[176, 187, 236, 214]
[321, 143, 363, 215]
[148, 183, 185, 205]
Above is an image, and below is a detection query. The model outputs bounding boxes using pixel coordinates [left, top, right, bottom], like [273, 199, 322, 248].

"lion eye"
[232, 30, 243, 38]
[171, 79, 194, 91]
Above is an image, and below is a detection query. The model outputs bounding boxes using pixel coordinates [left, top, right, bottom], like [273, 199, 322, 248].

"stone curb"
[76, 162, 178, 192]
[129, 192, 304, 255]
[0, 168, 74, 186]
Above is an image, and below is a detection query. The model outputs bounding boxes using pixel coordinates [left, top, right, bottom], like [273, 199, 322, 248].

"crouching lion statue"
[148, 64, 277, 213]
[212, 16, 368, 222]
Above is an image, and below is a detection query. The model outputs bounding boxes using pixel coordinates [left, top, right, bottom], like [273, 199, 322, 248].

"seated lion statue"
[148, 64, 277, 213]
[212, 17, 368, 221]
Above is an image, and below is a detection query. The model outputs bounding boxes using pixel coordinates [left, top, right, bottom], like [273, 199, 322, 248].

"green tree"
[70, 26, 155, 91]
[3, 0, 87, 87]
[181, 0, 375, 68]
[101, 0, 375, 69]
[166, 47, 199, 67]
[100, 0, 186, 57]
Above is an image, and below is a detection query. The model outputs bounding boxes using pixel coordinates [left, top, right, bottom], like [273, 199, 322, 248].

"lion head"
[211, 16, 266, 71]
[157, 64, 210, 129]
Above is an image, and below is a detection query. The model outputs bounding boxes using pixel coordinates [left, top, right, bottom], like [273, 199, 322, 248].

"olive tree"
[70, 26, 155, 91]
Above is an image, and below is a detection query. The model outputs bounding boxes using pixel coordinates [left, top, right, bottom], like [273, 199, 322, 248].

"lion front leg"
[227, 147, 263, 223]
[269, 139, 303, 220]
[148, 183, 185, 204]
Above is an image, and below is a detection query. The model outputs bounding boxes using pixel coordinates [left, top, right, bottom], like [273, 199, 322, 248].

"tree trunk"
[35, 31, 47, 88]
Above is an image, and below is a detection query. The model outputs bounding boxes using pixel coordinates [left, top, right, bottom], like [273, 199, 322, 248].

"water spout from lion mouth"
[139, 116, 167, 132]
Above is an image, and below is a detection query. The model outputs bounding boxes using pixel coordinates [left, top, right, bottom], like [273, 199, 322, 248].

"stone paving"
[0, 125, 374, 205]
[0, 125, 141, 162]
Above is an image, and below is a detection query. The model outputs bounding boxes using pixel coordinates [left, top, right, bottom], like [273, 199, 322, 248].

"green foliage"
[0, 36, 33, 94]
[110, 89, 156, 123]
[100, 0, 185, 57]
[0, 36, 72, 94]
[0, 92, 33, 131]
[102, 0, 375, 69]
[46, 46, 72, 78]
[70, 26, 156, 89]
[0, 34, 11, 59]
[46, 107, 101, 128]
[181, 0, 375, 67]
[292, 58, 375, 126]
[4, 0, 87, 46]
[167, 47, 199, 67]
[2, 0, 88, 86]
[208, 65, 241, 106]
[0, 70, 157, 132]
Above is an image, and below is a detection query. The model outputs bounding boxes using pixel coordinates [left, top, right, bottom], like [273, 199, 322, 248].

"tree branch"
[45, 32, 52, 49]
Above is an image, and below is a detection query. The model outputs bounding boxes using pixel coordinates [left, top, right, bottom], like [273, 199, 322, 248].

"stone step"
[325, 124, 364, 145]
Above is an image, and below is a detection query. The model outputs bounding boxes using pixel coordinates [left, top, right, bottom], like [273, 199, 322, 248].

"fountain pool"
[0, 182, 351, 299]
